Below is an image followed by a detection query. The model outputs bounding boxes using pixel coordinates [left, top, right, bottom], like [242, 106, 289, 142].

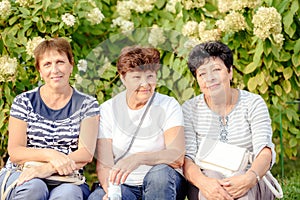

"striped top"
[4, 86, 99, 170]
[182, 89, 276, 166]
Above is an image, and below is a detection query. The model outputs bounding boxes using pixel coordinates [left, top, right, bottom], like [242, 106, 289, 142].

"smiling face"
[196, 57, 232, 98]
[121, 70, 157, 109]
[38, 50, 73, 91]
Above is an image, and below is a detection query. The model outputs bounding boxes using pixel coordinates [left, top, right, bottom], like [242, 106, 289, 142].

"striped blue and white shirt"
[182, 89, 276, 167]
[5, 86, 99, 170]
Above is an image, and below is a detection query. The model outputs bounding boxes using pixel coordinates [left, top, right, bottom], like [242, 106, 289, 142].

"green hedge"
[0, 0, 299, 168]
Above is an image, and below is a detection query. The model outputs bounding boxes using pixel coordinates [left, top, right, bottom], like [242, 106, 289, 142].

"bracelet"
[248, 169, 260, 182]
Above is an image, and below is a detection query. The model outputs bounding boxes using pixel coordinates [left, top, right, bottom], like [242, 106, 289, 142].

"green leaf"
[263, 39, 272, 56]
[42, 0, 51, 11]
[181, 88, 194, 101]
[274, 85, 282, 96]
[158, 11, 174, 21]
[264, 55, 272, 69]
[259, 82, 268, 94]
[51, 25, 59, 33]
[8, 16, 19, 26]
[286, 108, 299, 121]
[283, 67, 293, 80]
[247, 77, 257, 91]
[155, 0, 166, 9]
[271, 44, 280, 59]
[279, 50, 291, 62]
[289, 126, 299, 135]
[294, 39, 300, 54]
[18, 7, 30, 16]
[256, 72, 264, 86]
[292, 54, 300, 67]
[253, 40, 263, 65]
[272, 96, 279, 106]
[32, 17, 39, 23]
[37, 19, 47, 33]
[162, 66, 170, 79]
[289, 138, 297, 147]
[282, 80, 291, 94]
[244, 62, 257, 74]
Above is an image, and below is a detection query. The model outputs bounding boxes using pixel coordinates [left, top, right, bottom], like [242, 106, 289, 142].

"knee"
[144, 164, 176, 186]
[88, 186, 106, 200]
[14, 178, 48, 200]
[50, 184, 83, 200]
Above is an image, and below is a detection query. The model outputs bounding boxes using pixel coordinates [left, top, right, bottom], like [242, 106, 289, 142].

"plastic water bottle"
[108, 182, 122, 200]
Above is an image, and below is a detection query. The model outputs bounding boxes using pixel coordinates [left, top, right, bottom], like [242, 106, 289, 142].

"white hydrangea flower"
[98, 57, 112, 76]
[75, 74, 83, 85]
[87, 8, 105, 25]
[62, 13, 76, 27]
[199, 29, 221, 43]
[182, 0, 205, 10]
[112, 17, 134, 33]
[183, 37, 201, 50]
[26, 37, 45, 58]
[198, 21, 207, 33]
[0, 55, 18, 81]
[216, 11, 247, 33]
[15, 0, 33, 7]
[252, 7, 282, 40]
[182, 21, 199, 37]
[77, 59, 88, 72]
[116, 1, 132, 19]
[273, 33, 284, 47]
[148, 25, 166, 47]
[132, 0, 156, 13]
[218, 0, 261, 13]
[0, 0, 11, 18]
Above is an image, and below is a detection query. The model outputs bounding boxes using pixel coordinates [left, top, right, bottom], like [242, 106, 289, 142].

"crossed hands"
[201, 174, 253, 200]
[17, 150, 76, 186]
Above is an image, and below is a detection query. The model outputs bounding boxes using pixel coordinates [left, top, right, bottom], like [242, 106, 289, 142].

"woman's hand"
[102, 194, 108, 200]
[17, 163, 55, 186]
[109, 154, 141, 184]
[222, 173, 256, 199]
[200, 176, 234, 200]
[46, 149, 77, 175]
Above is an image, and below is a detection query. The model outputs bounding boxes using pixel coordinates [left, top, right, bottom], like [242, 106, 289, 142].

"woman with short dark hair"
[183, 41, 277, 200]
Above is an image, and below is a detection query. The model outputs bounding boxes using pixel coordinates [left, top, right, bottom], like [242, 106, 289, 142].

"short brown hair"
[34, 37, 74, 70]
[117, 46, 160, 76]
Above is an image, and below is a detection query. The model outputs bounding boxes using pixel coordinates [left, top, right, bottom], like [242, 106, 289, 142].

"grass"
[84, 157, 300, 199]
[271, 158, 300, 200]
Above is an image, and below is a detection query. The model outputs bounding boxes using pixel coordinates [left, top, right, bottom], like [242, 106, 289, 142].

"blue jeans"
[88, 164, 187, 200]
[0, 169, 90, 200]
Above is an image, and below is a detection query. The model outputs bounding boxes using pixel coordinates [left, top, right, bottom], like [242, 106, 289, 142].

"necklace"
[218, 89, 236, 142]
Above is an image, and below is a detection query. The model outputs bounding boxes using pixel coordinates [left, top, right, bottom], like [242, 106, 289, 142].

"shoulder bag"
[195, 138, 283, 198]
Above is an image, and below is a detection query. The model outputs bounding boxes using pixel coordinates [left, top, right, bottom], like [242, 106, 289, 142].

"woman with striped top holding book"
[182, 41, 277, 200]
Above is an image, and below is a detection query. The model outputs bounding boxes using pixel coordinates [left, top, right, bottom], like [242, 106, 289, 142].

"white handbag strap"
[249, 154, 283, 198]
[1, 170, 18, 200]
[262, 171, 283, 198]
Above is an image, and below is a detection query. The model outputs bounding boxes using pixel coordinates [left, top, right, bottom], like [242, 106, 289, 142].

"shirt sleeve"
[248, 94, 276, 167]
[81, 96, 100, 119]
[182, 99, 198, 161]
[9, 93, 29, 122]
[98, 100, 113, 139]
[162, 97, 184, 132]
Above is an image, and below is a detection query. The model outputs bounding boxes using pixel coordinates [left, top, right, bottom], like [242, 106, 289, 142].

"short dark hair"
[187, 41, 233, 77]
[117, 46, 161, 76]
[34, 37, 74, 70]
